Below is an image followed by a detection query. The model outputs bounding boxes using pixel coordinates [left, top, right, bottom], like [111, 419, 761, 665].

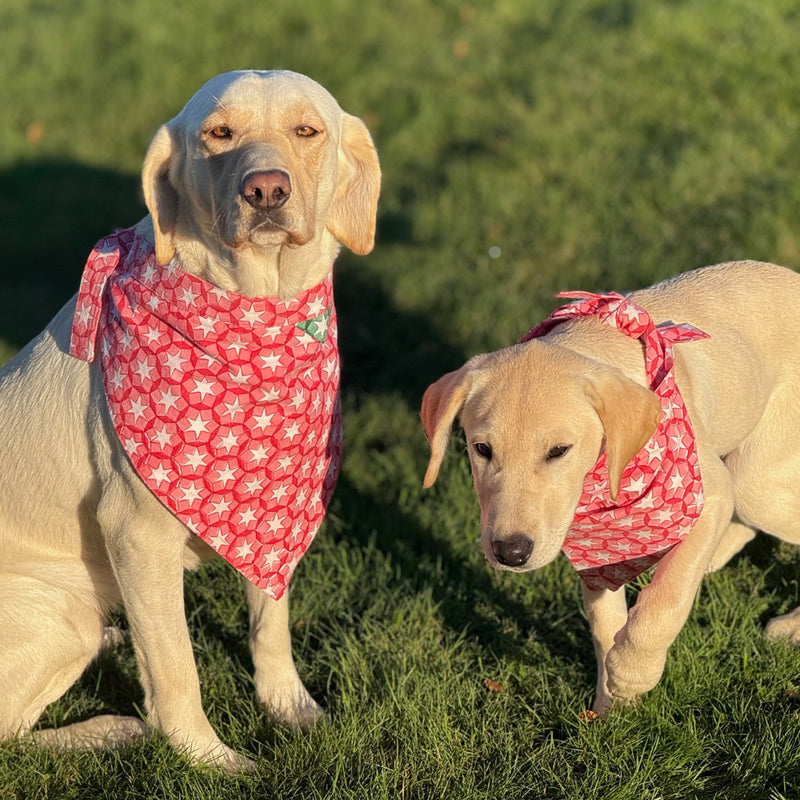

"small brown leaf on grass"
[26, 122, 44, 144]
[578, 709, 599, 723]
[483, 678, 502, 693]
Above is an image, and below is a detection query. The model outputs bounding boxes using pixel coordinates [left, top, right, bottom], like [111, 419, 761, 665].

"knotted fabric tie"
[521, 291, 708, 591]
[70, 227, 342, 599]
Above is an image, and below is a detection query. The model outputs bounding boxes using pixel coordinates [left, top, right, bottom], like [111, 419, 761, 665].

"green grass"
[3, 0, 800, 797]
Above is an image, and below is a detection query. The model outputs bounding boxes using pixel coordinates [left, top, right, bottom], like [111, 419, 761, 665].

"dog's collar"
[522, 292, 708, 591]
[70, 227, 342, 599]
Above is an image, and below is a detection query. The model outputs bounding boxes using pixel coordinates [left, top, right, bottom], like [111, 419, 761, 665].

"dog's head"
[141, 70, 380, 290]
[421, 341, 660, 572]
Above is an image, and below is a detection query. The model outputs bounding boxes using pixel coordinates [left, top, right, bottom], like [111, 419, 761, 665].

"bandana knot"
[70, 227, 342, 599]
[522, 291, 709, 590]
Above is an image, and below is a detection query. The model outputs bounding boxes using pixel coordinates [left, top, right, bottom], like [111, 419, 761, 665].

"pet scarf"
[70, 227, 342, 599]
[522, 291, 708, 591]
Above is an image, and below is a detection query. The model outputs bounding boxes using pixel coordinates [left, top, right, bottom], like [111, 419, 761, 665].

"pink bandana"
[70, 227, 342, 599]
[521, 292, 708, 591]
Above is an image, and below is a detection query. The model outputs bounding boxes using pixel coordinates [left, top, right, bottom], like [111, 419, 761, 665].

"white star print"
[192, 377, 216, 400]
[150, 465, 171, 485]
[135, 360, 153, 382]
[164, 351, 187, 373]
[236, 540, 254, 559]
[216, 465, 237, 484]
[262, 545, 282, 568]
[210, 497, 232, 516]
[284, 421, 302, 441]
[129, 397, 148, 420]
[239, 508, 258, 526]
[290, 390, 305, 411]
[186, 414, 209, 436]
[260, 353, 283, 370]
[251, 410, 274, 430]
[241, 307, 264, 325]
[244, 475, 263, 493]
[249, 444, 270, 463]
[157, 389, 180, 410]
[181, 483, 203, 504]
[307, 297, 326, 316]
[153, 428, 172, 448]
[181, 286, 198, 306]
[209, 530, 229, 550]
[197, 316, 217, 336]
[217, 430, 239, 453]
[183, 449, 207, 470]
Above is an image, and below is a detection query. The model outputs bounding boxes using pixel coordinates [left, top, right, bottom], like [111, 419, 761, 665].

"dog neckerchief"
[521, 291, 708, 591]
[70, 227, 342, 600]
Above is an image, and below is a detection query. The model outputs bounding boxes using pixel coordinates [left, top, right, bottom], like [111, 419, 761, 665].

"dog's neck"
[136, 217, 340, 301]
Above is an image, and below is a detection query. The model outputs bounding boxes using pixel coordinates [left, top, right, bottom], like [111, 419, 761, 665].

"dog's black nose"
[241, 169, 291, 210]
[492, 534, 533, 567]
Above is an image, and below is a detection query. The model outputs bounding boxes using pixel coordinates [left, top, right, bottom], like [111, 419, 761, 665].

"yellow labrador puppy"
[422, 262, 800, 715]
[0, 70, 380, 771]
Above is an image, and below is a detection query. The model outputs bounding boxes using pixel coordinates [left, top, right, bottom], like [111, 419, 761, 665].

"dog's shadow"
[0, 161, 145, 348]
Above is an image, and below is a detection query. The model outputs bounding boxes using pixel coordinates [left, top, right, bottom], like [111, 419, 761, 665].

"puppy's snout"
[241, 169, 292, 210]
[491, 534, 533, 567]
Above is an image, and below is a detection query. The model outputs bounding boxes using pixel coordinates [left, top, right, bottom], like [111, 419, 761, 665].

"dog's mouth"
[248, 219, 312, 247]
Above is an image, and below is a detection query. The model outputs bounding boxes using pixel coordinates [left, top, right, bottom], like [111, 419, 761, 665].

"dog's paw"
[258, 683, 325, 732]
[180, 736, 256, 774]
[203, 743, 257, 774]
[765, 611, 800, 645]
[605, 640, 666, 702]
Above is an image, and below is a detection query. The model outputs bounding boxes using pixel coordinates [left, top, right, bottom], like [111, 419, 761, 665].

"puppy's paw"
[204, 744, 257, 774]
[258, 682, 325, 732]
[181, 736, 256, 774]
[765, 611, 800, 645]
[605, 640, 666, 702]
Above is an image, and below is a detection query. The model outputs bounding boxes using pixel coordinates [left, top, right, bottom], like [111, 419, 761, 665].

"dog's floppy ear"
[420, 365, 474, 489]
[142, 124, 179, 266]
[326, 114, 381, 255]
[586, 368, 661, 501]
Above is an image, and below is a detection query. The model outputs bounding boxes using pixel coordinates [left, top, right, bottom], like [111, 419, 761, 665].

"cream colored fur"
[422, 262, 800, 714]
[0, 70, 380, 771]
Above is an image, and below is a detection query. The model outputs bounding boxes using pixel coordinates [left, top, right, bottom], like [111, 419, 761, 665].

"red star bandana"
[521, 291, 709, 591]
[69, 227, 342, 599]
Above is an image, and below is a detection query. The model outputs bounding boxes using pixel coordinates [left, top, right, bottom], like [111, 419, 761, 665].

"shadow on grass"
[0, 160, 145, 347]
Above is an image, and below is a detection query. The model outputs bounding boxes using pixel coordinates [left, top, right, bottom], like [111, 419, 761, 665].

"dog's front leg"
[245, 580, 324, 731]
[581, 583, 628, 715]
[98, 475, 253, 772]
[604, 450, 734, 706]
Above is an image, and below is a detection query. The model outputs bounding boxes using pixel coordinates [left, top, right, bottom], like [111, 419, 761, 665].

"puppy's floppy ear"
[142, 124, 179, 266]
[586, 368, 661, 501]
[326, 113, 381, 255]
[421, 365, 474, 489]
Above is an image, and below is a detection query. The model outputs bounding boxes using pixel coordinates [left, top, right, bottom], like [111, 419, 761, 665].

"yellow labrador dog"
[422, 262, 800, 715]
[0, 70, 379, 771]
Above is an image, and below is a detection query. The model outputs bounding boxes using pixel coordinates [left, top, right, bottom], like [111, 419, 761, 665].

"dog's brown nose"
[492, 534, 533, 567]
[241, 169, 291, 210]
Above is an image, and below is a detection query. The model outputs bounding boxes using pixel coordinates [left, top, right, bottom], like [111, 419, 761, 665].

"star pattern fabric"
[70, 227, 342, 599]
[521, 291, 709, 591]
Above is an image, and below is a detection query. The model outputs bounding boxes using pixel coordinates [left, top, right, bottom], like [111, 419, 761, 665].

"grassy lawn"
[3, 0, 800, 797]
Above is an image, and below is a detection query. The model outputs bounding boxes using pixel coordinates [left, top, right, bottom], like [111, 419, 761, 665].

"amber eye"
[208, 125, 233, 139]
[295, 125, 320, 137]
